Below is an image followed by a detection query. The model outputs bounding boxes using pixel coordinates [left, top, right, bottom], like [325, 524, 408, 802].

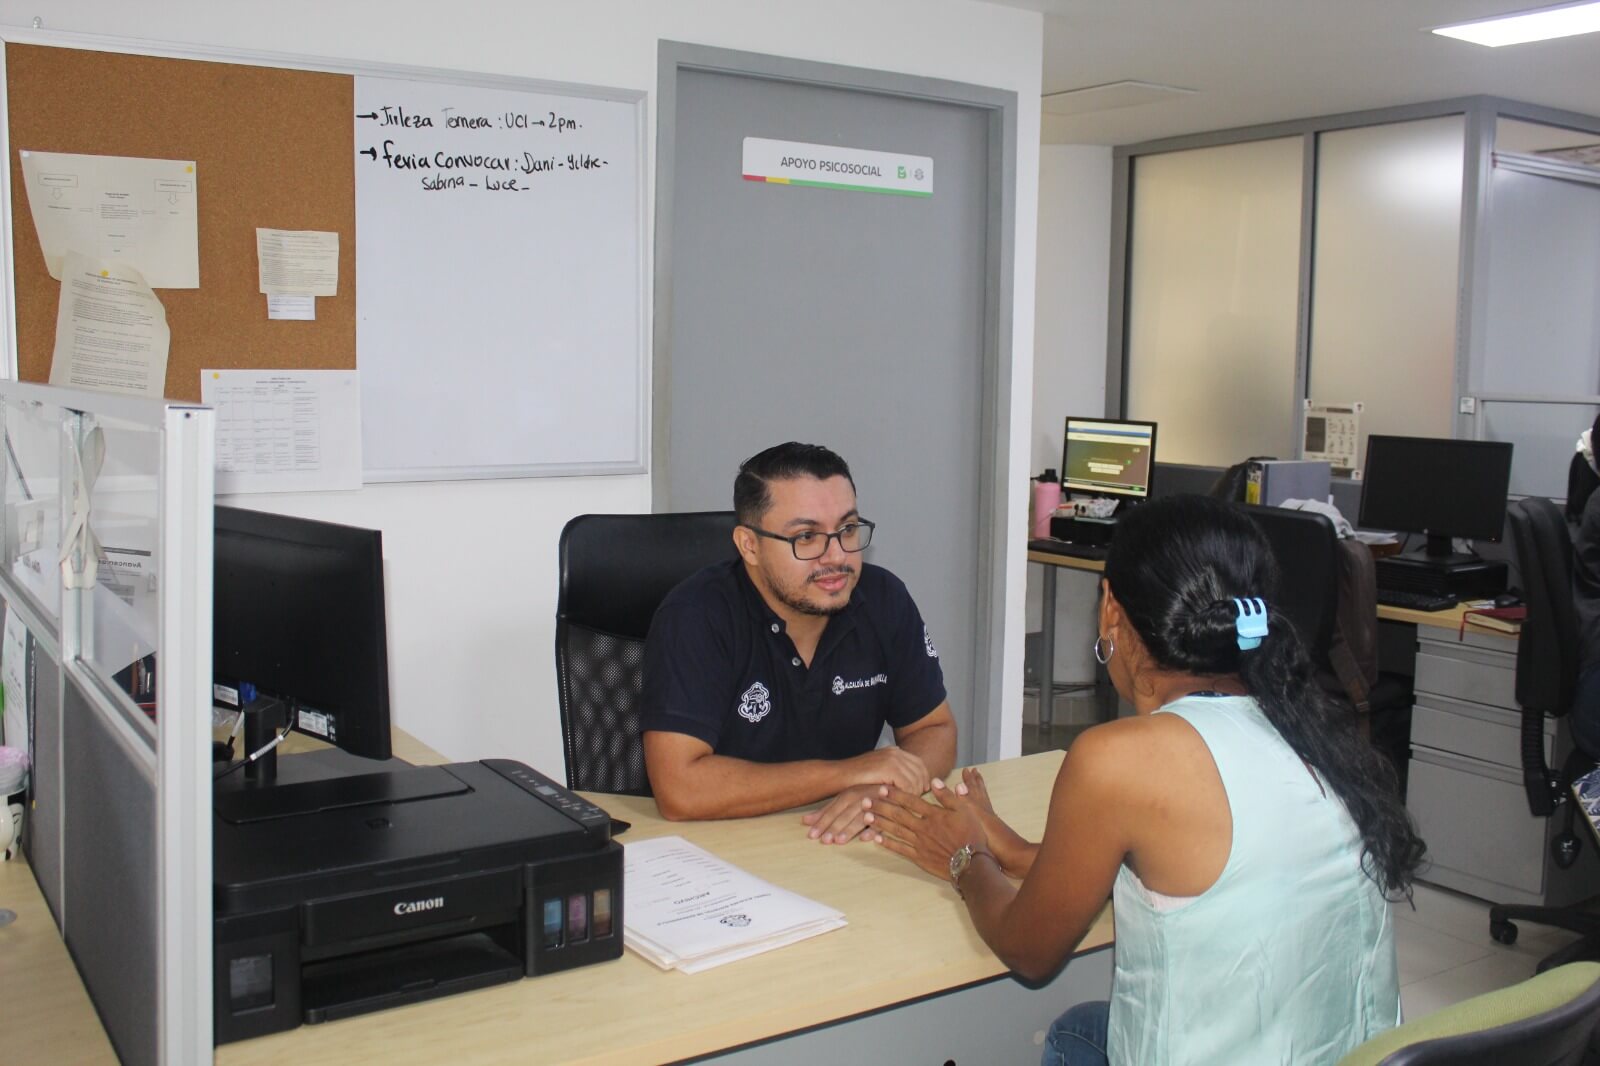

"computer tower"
[1375, 555, 1508, 599]
[1244, 460, 1332, 508]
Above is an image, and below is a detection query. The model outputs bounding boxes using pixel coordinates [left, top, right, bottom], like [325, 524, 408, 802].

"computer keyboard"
[1376, 588, 1458, 612]
[1028, 538, 1108, 561]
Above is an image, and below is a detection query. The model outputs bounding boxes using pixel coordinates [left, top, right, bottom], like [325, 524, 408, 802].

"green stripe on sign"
[784, 178, 931, 197]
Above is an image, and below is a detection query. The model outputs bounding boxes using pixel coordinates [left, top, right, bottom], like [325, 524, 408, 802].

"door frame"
[652, 41, 1018, 759]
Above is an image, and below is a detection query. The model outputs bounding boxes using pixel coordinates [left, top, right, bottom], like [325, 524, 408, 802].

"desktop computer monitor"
[214, 505, 392, 762]
[1358, 435, 1514, 559]
[1061, 417, 1158, 499]
[1359, 435, 1514, 599]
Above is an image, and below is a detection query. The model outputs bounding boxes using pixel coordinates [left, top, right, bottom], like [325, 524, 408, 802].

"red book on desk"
[1459, 606, 1526, 637]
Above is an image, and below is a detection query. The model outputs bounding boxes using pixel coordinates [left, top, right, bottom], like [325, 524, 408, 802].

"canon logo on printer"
[393, 896, 445, 915]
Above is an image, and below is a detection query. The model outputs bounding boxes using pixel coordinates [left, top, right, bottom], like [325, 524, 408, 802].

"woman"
[865, 494, 1424, 1066]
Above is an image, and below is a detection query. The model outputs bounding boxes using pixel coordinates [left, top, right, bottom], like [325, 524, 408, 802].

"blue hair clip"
[1233, 597, 1268, 651]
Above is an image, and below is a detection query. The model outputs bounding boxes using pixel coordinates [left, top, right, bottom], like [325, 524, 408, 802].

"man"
[641, 442, 957, 843]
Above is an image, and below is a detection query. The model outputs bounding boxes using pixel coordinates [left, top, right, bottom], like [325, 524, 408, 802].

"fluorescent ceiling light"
[1432, 1, 1600, 46]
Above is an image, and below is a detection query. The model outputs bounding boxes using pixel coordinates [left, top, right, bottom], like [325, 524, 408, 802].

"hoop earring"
[1093, 634, 1115, 665]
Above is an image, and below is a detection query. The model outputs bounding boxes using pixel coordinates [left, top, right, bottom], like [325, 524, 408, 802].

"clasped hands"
[801, 753, 1028, 887]
[802, 745, 931, 844]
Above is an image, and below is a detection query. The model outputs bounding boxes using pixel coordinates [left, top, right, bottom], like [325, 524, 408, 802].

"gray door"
[656, 47, 1010, 763]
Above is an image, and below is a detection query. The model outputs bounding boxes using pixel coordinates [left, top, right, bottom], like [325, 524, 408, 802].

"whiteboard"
[354, 72, 647, 481]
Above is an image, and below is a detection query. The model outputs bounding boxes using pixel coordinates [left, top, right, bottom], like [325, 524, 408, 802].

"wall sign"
[741, 137, 932, 198]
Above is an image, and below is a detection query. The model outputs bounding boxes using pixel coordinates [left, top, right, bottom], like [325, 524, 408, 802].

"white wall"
[1027, 144, 1113, 695]
[1, 0, 1042, 770]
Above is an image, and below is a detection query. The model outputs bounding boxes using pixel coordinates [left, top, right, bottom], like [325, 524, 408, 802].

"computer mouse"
[1494, 593, 1522, 609]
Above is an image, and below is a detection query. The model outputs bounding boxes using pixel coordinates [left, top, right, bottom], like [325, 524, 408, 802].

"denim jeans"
[1041, 1000, 1109, 1066]
[1570, 664, 1600, 760]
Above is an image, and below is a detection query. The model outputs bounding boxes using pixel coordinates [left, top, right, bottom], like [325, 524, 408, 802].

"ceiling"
[989, 0, 1600, 145]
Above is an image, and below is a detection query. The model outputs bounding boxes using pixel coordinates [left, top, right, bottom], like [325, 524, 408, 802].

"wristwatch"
[949, 843, 992, 898]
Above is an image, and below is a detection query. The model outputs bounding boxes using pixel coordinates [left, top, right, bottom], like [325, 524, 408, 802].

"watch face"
[949, 844, 972, 883]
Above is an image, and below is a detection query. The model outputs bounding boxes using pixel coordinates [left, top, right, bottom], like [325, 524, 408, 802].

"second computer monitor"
[214, 505, 392, 762]
[1061, 417, 1158, 499]
[1358, 435, 1514, 557]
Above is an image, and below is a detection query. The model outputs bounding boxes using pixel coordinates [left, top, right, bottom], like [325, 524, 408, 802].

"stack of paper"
[623, 836, 846, 974]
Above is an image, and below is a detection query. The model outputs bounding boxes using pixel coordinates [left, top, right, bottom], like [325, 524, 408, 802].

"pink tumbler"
[1031, 469, 1060, 539]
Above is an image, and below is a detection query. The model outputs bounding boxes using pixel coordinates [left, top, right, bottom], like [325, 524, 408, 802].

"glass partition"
[1308, 116, 1464, 466]
[78, 412, 164, 736]
[1, 392, 66, 629]
[0, 381, 214, 1064]
[1125, 136, 1303, 466]
[1480, 398, 1600, 501]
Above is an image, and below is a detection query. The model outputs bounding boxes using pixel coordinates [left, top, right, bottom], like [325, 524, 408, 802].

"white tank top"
[1106, 695, 1401, 1066]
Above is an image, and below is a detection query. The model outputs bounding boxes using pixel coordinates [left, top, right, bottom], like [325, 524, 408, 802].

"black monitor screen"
[214, 506, 392, 761]
[1358, 435, 1514, 544]
[1061, 417, 1158, 499]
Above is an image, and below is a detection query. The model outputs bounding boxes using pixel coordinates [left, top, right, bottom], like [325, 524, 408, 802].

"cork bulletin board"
[2, 36, 648, 480]
[5, 43, 356, 403]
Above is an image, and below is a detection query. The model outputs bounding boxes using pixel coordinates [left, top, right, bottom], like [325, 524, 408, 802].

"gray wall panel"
[63, 680, 157, 1066]
[27, 647, 62, 920]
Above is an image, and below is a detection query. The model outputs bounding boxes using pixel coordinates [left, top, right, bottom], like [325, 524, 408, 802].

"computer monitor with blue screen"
[1061, 417, 1158, 499]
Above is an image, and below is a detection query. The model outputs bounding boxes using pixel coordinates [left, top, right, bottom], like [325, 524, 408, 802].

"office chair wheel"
[1490, 918, 1519, 946]
[1553, 831, 1581, 870]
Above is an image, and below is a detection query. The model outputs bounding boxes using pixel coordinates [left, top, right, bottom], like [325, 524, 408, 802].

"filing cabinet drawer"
[1407, 751, 1546, 899]
[1415, 638, 1516, 710]
[1411, 693, 1551, 772]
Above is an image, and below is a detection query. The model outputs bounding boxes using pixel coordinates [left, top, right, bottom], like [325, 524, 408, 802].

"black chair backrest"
[1237, 502, 1339, 666]
[555, 511, 737, 795]
[1509, 496, 1579, 717]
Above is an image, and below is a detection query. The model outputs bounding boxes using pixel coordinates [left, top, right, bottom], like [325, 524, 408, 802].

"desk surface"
[12, 735, 1103, 1066]
[1028, 548, 1501, 635]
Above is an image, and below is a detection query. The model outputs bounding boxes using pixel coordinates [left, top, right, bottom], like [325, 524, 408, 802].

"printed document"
[201, 370, 362, 493]
[623, 836, 846, 974]
[20, 150, 199, 288]
[2, 609, 28, 754]
[256, 228, 339, 296]
[49, 252, 171, 397]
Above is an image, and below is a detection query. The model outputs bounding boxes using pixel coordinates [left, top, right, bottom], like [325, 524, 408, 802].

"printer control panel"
[482, 759, 613, 843]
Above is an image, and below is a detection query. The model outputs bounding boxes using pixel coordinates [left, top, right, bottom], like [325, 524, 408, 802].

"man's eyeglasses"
[744, 520, 875, 561]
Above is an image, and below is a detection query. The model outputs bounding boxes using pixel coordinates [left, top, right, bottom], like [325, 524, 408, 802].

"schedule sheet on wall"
[201, 369, 362, 493]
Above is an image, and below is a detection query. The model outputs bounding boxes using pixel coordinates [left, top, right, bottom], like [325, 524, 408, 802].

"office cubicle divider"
[0, 381, 214, 1066]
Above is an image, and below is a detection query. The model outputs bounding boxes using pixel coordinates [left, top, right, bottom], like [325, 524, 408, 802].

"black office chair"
[1488, 496, 1600, 970]
[1237, 502, 1340, 670]
[554, 511, 737, 795]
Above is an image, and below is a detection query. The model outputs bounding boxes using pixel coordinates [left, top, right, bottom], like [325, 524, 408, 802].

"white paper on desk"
[20, 150, 198, 288]
[623, 836, 846, 973]
[201, 370, 362, 493]
[256, 228, 339, 296]
[49, 253, 171, 397]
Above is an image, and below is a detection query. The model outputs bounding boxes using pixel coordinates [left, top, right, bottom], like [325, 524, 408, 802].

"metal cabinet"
[1406, 629, 1600, 906]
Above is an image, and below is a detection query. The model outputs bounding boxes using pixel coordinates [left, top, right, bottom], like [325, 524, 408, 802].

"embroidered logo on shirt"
[737, 681, 773, 723]
[831, 673, 888, 696]
[924, 624, 939, 659]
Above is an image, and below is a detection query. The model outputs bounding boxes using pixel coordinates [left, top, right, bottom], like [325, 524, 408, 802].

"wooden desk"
[1029, 545, 1485, 726]
[14, 740, 1111, 1065]
[0, 854, 119, 1064]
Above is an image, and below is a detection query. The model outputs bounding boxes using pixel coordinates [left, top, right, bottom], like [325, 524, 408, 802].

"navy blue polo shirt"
[640, 559, 947, 762]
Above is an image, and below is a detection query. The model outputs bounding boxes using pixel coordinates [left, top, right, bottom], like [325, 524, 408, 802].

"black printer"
[213, 755, 623, 1044]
